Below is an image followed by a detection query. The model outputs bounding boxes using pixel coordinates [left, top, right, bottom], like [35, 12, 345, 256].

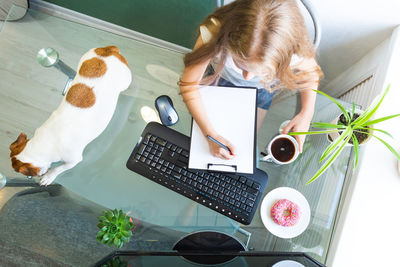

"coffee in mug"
[261, 134, 299, 164]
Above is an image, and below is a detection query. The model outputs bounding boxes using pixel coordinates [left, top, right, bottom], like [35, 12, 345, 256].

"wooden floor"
[0, 187, 26, 209]
[0, 8, 185, 178]
[0, 8, 185, 210]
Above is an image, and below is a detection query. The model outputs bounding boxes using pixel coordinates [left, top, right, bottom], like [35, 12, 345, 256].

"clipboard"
[188, 85, 257, 174]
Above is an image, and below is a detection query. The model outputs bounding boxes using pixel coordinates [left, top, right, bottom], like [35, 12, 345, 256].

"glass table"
[0, 5, 353, 265]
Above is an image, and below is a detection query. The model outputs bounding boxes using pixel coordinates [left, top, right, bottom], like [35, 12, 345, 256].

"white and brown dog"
[9, 46, 132, 186]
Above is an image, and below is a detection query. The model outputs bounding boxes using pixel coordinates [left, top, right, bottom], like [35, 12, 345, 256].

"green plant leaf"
[357, 127, 392, 138]
[105, 211, 114, 221]
[96, 231, 104, 241]
[351, 134, 359, 168]
[311, 122, 346, 129]
[98, 216, 107, 222]
[320, 126, 352, 162]
[358, 130, 400, 161]
[352, 84, 391, 126]
[315, 89, 350, 123]
[289, 130, 340, 136]
[361, 114, 400, 126]
[103, 233, 110, 241]
[114, 238, 122, 248]
[307, 134, 350, 184]
[350, 102, 356, 121]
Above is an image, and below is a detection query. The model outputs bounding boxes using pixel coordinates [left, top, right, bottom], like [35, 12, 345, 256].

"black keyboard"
[126, 122, 268, 225]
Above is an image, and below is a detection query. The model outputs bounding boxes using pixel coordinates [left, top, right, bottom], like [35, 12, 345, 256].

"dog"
[9, 46, 132, 186]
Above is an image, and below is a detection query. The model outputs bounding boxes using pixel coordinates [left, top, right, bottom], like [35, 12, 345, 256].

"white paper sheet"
[188, 86, 257, 174]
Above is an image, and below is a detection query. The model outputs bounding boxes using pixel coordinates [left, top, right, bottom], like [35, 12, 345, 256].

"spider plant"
[96, 209, 134, 249]
[289, 84, 400, 184]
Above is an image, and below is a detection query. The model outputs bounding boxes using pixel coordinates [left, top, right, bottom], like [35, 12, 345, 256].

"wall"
[42, 0, 215, 48]
[326, 26, 400, 267]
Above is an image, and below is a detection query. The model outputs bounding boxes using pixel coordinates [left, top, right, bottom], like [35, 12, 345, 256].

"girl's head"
[184, 0, 321, 90]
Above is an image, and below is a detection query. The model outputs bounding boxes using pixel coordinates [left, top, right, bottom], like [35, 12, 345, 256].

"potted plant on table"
[289, 84, 400, 184]
[96, 208, 134, 249]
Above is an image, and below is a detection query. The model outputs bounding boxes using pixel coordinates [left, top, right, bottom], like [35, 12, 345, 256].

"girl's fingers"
[282, 121, 294, 134]
[295, 135, 303, 153]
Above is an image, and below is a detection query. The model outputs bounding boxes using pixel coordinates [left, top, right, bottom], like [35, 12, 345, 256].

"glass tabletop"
[0, 5, 353, 265]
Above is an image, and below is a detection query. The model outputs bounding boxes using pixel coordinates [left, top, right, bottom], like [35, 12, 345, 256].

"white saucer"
[260, 187, 310, 239]
[272, 260, 305, 267]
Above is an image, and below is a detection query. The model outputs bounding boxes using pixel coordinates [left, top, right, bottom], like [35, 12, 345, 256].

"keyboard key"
[182, 150, 189, 157]
[246, 180, 253, 187]
[143, 134, 151, 144]
[247, 187, 259, 196]
[178, 155, 188, 164]
[173, 166, 182, 172]
[156, 138, 167, 146]
[172, 172, 181, 179]
[239, 176, 246, 183]
[248, 194, 256, 201]
[150, 136, 157, 142]
[246, 199, 254, 207]
[138, 144, 146, 154]
[252, 182, 261, 190]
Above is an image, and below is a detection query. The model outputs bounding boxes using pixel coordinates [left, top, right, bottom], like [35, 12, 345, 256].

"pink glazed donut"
[270, 199, 300, 227]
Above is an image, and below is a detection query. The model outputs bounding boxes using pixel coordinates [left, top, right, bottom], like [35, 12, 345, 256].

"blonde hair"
[183, 0, 322, 90]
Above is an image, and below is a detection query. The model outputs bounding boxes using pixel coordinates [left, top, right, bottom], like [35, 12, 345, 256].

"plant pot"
[327, 109, 373, 145]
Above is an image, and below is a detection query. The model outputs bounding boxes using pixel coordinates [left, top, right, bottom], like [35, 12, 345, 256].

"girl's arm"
[180, 37, 236, 159]
[282, 57, 321, 152]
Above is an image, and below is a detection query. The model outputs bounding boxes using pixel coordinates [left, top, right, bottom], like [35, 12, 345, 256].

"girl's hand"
[207, 134, 236, 160]
[282, 111, 313, 153]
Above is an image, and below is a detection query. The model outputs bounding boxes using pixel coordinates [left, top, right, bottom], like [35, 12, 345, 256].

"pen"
[206, 135, 232, 154]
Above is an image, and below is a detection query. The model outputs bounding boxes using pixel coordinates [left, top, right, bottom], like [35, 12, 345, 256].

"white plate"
[260, 187, 310, 239]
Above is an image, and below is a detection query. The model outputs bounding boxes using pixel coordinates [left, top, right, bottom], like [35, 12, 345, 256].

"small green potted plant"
[290, 84, 400, 184]
[96, 208, 134, 249]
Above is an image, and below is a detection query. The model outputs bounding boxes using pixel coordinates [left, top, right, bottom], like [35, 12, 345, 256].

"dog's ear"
[10, 133, 28, 157]
[19, 164, 40, 176]
[11, 157, 40, 176]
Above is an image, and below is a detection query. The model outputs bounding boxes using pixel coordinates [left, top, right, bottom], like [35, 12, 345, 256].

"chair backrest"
[215, 0, 321, 49]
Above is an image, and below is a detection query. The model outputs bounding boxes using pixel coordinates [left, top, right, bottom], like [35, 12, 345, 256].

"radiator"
[337, 74, 376, 109]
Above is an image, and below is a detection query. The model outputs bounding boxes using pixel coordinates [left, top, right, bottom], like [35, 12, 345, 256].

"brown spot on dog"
[95, 46, 119, 56]
[10, 133, 28, 157]
[9, 133, 40, 176]
[11, 157, 40, 176]
[95, 46, 128, 66]
[66, 83, 96, 108]
[79, 58, 107, 78]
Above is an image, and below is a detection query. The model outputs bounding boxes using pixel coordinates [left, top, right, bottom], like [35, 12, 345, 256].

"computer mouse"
[155, 95, 179, 126]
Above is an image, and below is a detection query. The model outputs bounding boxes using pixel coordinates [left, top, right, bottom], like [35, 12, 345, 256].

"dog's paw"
[40, 173, 57, 186]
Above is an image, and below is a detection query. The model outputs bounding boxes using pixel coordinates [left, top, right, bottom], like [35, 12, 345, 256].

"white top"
[200, 23, 303, 89]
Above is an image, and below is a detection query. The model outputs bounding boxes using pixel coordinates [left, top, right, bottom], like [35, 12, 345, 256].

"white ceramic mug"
[261, 134, 299, 165]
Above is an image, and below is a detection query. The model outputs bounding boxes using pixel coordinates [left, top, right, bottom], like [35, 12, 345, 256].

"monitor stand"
[173, 231, 246, 265]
